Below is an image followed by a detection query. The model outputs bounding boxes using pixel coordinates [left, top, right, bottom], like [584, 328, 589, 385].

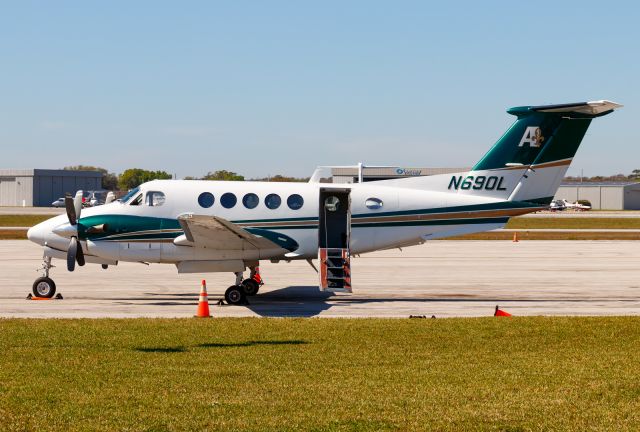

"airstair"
[319, 247, 351, 292]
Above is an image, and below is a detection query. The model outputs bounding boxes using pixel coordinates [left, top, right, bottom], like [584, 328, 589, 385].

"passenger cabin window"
[287, 194, 304, 210]
[365, 198, 383, 210]
[198, 192, 214, 208]
[243, 193, 259, 209]
[221, 193, 237, 209]
[146, 191, 166, 207]
[265, 194, 281, 209]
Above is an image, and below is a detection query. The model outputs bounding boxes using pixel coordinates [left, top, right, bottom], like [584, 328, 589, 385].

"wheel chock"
[26, 293, 64, 301]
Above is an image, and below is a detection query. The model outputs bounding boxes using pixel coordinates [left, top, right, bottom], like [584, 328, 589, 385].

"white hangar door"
[0, 177, 18, 206]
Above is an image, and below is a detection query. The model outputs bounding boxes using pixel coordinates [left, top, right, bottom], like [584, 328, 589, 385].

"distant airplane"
[561, 199, 592, 211]
[549, 200, 567, 211]
[27, 100, 621, 303]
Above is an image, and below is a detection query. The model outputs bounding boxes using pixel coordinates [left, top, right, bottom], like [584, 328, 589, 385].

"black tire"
[242, 279, 260, 296]
[32, 277, 56, 298]
[225, 285, 247, 305]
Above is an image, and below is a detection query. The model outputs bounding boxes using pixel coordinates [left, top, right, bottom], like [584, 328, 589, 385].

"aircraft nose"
[27, 222, 45, 246]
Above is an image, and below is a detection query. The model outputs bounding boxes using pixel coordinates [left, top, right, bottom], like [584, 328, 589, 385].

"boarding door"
[318, 188, 352, 292]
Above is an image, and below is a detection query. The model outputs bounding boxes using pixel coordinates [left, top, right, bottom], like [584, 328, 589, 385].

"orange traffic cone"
[513, 232, 519, 242]
[494, 305, 512, 317]
[195, 280, 211, 318]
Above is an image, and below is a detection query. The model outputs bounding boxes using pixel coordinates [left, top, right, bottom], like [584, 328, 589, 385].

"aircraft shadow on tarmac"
[124, 287, 630, 318]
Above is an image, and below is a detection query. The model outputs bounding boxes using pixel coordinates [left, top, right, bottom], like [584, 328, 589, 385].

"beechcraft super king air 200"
[27, 100, 621, 304]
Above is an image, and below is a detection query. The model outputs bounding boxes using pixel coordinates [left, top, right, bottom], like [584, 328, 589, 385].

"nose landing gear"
[33, 256, 56, 298]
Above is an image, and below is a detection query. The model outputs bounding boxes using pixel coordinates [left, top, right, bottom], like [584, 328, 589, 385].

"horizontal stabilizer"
[508, 100, 622, 118]
[532, 100, 622, 115]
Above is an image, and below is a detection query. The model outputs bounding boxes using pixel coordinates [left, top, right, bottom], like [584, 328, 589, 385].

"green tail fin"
[473, 100, 621, 171]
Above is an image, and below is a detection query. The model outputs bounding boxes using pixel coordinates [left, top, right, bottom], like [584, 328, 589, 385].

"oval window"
[243, 193, 259, 209]
[198, 192, 215, 208]
[265, 193, 281, 209]
[220, 193, 237, 209]
[287, 194, 304, 210]
[324, 196, 340, 212]
[365, 197, 383, 210]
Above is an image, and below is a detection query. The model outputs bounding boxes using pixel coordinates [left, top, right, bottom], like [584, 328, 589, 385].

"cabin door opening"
[318, 189, 351, 292]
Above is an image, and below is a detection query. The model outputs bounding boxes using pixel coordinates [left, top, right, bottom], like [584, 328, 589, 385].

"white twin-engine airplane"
[27, 100, 621, 304]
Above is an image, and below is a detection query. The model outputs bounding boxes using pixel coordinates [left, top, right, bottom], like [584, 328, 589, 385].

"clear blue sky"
[1, 1, 638, 178]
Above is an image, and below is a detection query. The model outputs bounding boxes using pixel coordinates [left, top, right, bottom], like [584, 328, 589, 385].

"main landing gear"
[224, 266, 265, 306]
[33, 256, 56, 298]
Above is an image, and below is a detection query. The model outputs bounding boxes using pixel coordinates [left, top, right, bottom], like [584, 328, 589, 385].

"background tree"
[64, 165, 118, 190]
[118, 169, 172, 190]
[251, 174, 309, 182]
[202, 170, 245, 181]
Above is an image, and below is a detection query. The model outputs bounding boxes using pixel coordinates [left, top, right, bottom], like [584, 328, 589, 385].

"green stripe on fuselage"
[78, 200, 541, 241]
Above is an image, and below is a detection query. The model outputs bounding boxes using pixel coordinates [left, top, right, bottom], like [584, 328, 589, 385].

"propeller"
[63, 190, 85, 272]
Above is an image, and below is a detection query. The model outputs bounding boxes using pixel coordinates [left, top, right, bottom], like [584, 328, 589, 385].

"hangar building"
[0, 169, 102, 207]
[554, 183, 640, 210]
[331, 167, 470, 183]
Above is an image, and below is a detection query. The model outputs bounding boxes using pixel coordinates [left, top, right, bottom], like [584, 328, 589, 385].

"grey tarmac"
[1, 240, 639, 318]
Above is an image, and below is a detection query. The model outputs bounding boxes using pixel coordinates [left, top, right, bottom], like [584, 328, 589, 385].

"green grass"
[0, 215, 51, 227]
[1, 318, 639, 431]
[506, 217, 640, 229]
[0, 230, 27, 240]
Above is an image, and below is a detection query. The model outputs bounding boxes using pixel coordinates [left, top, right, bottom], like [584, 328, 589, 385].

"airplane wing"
[176, 214, 290, 251]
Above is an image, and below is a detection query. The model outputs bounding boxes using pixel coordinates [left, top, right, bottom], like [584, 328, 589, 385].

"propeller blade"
[76, 240, 85, 267]
[65, 194, 77, 226]
[67, 236, 78, 272]
[73, 190, 83, 221]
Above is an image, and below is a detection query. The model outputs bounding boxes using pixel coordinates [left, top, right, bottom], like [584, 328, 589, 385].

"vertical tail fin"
[449, 100, 621, 203]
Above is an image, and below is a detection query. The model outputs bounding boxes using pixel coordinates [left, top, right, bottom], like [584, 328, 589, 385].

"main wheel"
[242, 278, 260, 296]
[225, 285, 247, 305]
[33, 277, 56, 298]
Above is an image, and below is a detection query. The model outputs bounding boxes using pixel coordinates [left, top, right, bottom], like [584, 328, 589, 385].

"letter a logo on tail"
[518, 126, 544, 147]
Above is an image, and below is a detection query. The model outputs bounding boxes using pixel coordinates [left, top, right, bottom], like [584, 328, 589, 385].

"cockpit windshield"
[121, 187, 141, 203]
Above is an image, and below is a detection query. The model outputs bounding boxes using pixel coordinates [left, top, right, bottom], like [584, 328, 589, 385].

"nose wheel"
[33, 277, 56, 298]
[32, 255, 57, 298]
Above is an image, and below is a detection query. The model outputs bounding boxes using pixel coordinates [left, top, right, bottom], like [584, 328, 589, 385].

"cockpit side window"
[121, 187, 140, 203]
[130, 194, 143, 206]
[145, 191, 166, 207]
